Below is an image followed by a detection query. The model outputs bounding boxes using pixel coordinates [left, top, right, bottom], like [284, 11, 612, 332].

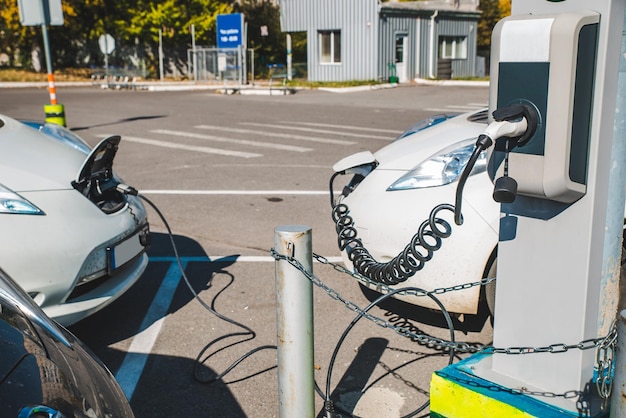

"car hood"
[0, 115, 87, 191]
[373, 112, 488, 171]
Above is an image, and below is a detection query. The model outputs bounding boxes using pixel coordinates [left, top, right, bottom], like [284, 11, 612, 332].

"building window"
[439, 36, 467, 59]
[319, 30, 341, 64]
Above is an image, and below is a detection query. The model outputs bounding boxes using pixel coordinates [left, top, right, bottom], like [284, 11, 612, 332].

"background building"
[279, 0, 481, 82]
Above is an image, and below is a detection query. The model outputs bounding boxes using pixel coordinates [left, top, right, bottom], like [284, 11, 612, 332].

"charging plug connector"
[454, 104, 537, 222]
[116, 183, 139, 196]
[481, 118, 528, 146]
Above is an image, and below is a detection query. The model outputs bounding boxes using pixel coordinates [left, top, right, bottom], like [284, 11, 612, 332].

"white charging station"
[431, 0, 625, 416]
[488, 10, 598, 203]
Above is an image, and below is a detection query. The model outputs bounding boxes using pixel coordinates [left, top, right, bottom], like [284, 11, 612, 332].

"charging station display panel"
[489, 11, 599, 203]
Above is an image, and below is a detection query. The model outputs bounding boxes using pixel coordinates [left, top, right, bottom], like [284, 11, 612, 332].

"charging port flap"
[72, 135, 126, 214]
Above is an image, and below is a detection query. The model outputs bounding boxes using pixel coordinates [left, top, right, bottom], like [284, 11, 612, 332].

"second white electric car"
[331, 109, 498, 315]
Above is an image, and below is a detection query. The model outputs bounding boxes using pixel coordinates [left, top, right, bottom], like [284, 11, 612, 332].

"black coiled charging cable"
[330, 133, 492, 286]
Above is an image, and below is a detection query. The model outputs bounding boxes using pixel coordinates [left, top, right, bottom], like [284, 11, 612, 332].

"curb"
[413, 78, 490, 87]
[316, 83, 397, 93]
[0, 81, 92, 88]
[0, 79, 489, 91]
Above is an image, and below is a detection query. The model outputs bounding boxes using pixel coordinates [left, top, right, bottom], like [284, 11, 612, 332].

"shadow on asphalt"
[359, 284, 492, 335]
[71, 114, 167, 131]
[70, 232, 252, 418]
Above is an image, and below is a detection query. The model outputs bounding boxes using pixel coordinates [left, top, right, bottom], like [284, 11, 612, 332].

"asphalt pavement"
[0, 83, 492, 417]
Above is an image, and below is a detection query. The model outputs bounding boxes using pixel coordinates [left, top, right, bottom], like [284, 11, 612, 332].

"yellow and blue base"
[430, 354, 589, 418]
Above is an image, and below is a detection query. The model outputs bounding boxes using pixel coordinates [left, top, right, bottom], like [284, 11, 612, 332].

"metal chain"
[271, 249, 616, 358]
[596, 321, 618, 409]
[313, 253, 496, 297]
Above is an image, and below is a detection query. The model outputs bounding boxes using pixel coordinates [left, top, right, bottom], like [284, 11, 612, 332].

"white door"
[395, 34, 408, 83]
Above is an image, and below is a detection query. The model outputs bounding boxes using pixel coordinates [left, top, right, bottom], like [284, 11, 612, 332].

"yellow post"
[44, 73, 66, 126]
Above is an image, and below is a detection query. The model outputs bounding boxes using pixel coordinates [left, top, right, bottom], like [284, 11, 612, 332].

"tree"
[477, 0, 511, 63]
[499, 0, 511, 17]
[122, 0, 232, 75]
[234, 0, 284, 75]
[0, 0, 234, 75]
[477, 0, 500, 56]
[0, 0, 38, 67]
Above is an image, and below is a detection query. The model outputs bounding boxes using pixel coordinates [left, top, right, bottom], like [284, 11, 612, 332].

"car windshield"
[395, 113, 460, 141]
[21, 121, 91, 154]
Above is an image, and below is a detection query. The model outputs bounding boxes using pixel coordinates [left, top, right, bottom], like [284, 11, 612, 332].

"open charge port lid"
[74, 135, 121, 187]
[333, 151, 377, 174]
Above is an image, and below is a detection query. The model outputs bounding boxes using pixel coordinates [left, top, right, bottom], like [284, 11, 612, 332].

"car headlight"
[387, 140, 487, 190]
[0, 184, 45, 215]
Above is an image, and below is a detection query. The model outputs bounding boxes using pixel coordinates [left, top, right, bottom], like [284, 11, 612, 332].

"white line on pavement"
[149, 255, 344, 263]
[424, 105, 484, 113]
[139, 190, 335, 195]
[121, 136, 262, 158]
[152, 129, 312, 153]
[239, 122, 394, 140]
[280, 121, 403, 135]
[114, 254, 343, 399]
[195, 124, 355, 146]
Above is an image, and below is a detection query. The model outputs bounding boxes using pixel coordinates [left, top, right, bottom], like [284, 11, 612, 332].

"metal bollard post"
[274, 225, 315, 418]
[610, 310, 626, 416]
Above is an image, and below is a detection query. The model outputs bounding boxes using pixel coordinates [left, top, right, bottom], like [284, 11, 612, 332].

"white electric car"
[0, 115, 149, 326]
[332, 109, 499, 316]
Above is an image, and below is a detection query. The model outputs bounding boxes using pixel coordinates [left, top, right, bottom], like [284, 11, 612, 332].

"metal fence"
[187, 47, 254, 84]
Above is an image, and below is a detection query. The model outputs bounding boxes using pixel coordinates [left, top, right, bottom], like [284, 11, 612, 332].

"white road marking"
[195, 124, 355, 146]
[424, 105, 485, 113]
[239, 122, 394, 140]
[151, 129, 312, 152]
[280, 121, 403, 135]
[121, 136, 262, 158]
[139, 189, 335, 195]
[149, 255, 344, 263]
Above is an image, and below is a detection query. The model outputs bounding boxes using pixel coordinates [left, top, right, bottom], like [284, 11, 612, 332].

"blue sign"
[217, 13, 244, 49]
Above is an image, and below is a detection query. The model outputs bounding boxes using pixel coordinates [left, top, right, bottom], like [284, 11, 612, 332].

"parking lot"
[0, 83, 492, 417]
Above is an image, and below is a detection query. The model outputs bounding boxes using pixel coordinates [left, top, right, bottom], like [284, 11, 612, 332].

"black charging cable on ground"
[114, 184, 277, 385]
[115, 184, 459, 417]
[322, 287, 456, 418]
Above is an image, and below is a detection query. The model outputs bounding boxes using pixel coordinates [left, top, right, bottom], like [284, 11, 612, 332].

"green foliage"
[477, 0, 511, 55]
[233, 0, 285, 76]
[0, 0, 233, 76]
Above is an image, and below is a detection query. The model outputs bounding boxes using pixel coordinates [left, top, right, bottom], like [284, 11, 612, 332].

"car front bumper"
[0, 189, 149, 325]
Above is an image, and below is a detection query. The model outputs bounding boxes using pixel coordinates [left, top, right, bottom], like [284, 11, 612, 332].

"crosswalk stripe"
[195, 124, 355, 145]
[139, 189, 333, 195]
[151, 129, 311, 152]
[280, 121, 403, 135]
[424, 105, 484, 113]
[122, 136, 262, 158]
[239, 122, 394, 140]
